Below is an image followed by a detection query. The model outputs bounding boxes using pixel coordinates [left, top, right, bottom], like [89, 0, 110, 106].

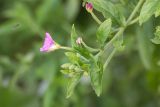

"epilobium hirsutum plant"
[40, 0, 160, 98]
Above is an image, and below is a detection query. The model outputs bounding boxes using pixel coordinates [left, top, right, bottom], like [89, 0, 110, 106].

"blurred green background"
[0, 0, 160, 107]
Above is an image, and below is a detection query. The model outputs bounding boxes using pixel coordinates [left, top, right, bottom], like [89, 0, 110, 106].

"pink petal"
[40, 32, 55, 52]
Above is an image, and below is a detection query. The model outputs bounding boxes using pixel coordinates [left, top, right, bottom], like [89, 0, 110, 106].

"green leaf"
[151, 37, 160, 44]
[60, 70, 70, 75]
[155, 3, 160, 17]
[151, 26, 160, 44]
[113, 41, 125, 51]
[66, 72, 82, 98]
[61, 63, 83, 74]
[61, 63, 73, 69]
[89, 59, 103, 96]
[65, 52, 89, 64]
[136, 26, 153, 70]
[97, 19, 112, 46]
[139, 0, 160, 25]
[71, 24, 78, 48]
[65, 52, 79, 64]
[113, 36, 125, 51]
[74, 46, 92, 60]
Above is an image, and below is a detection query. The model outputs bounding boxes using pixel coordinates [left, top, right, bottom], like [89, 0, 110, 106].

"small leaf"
[136, 26, 153, 70]
[113, 41, 125, 51]
[60, 70, 70, 75]
[66, 72, 82, 98]
[151, 37, 160, 44]
[65, 52, 89, 65]
[155, 3, 160, 17]
[151, 26, 160, 44]
[89, 59, 103, 96]
[97, 19, 112, 46]
[71, 24, 78, 48]
[61, 63, 73, 69]
[74, 46, 91, 60]
[113, 36, 125, 51]
[139, 0, 160, 25]
[65, 52, 79, 64]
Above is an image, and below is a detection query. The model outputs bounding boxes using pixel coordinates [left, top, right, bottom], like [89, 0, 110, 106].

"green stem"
[104, 27, 125, 51]
[128, 17, 139, 26]
[90, 12, 102, 25]
[102, 0, 145, 69]
[111, 28, 120, 34]
[60, 46, 73, 51]
[126, 0, 145, 24]
[103, 49, 116, 69]
[81, 41, 100, 53]
[104, 0, 145, 51]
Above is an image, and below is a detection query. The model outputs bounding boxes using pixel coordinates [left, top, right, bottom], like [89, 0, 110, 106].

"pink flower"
[40, 32, 60, 52]
[85, 3, 93, 13]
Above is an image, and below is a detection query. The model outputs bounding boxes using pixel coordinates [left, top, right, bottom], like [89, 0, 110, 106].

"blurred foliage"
[0, 0, 160, 107]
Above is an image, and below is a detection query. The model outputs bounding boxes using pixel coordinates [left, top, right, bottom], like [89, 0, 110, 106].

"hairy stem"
[103, 0, 145, 69]
[60, 46, 73, 51]
[103, 49, 116, 69]
[126, 0, 145, 24]
[104, 27, 125, 51]
[82, 41, 100, 53]
[90, 12, 102, 25]
[128, 17, 139, 26]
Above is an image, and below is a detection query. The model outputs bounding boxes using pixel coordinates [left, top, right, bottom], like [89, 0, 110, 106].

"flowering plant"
[40, 0, 160, 98]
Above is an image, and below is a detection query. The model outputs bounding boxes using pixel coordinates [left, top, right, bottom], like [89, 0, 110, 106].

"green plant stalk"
[103, 49, 116, 69]
[104, 27, 125, 51]
[128, 17, 139, 26]
[60, 46, 73, 51]
[103, 0, 145, 69]
[81, 41, 100, 53]
[111, 28, 120, 34]
[90, 12, 102, 25]
[126, 0, 145, 24]
[105, 0, 145, 50]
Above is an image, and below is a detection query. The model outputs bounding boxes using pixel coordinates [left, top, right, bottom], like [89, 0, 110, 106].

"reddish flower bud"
[85, 3, 93, 13]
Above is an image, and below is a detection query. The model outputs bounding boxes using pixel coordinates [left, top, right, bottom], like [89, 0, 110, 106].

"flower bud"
[76, 37, 82, 45]
[85, 3, 93, 13]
